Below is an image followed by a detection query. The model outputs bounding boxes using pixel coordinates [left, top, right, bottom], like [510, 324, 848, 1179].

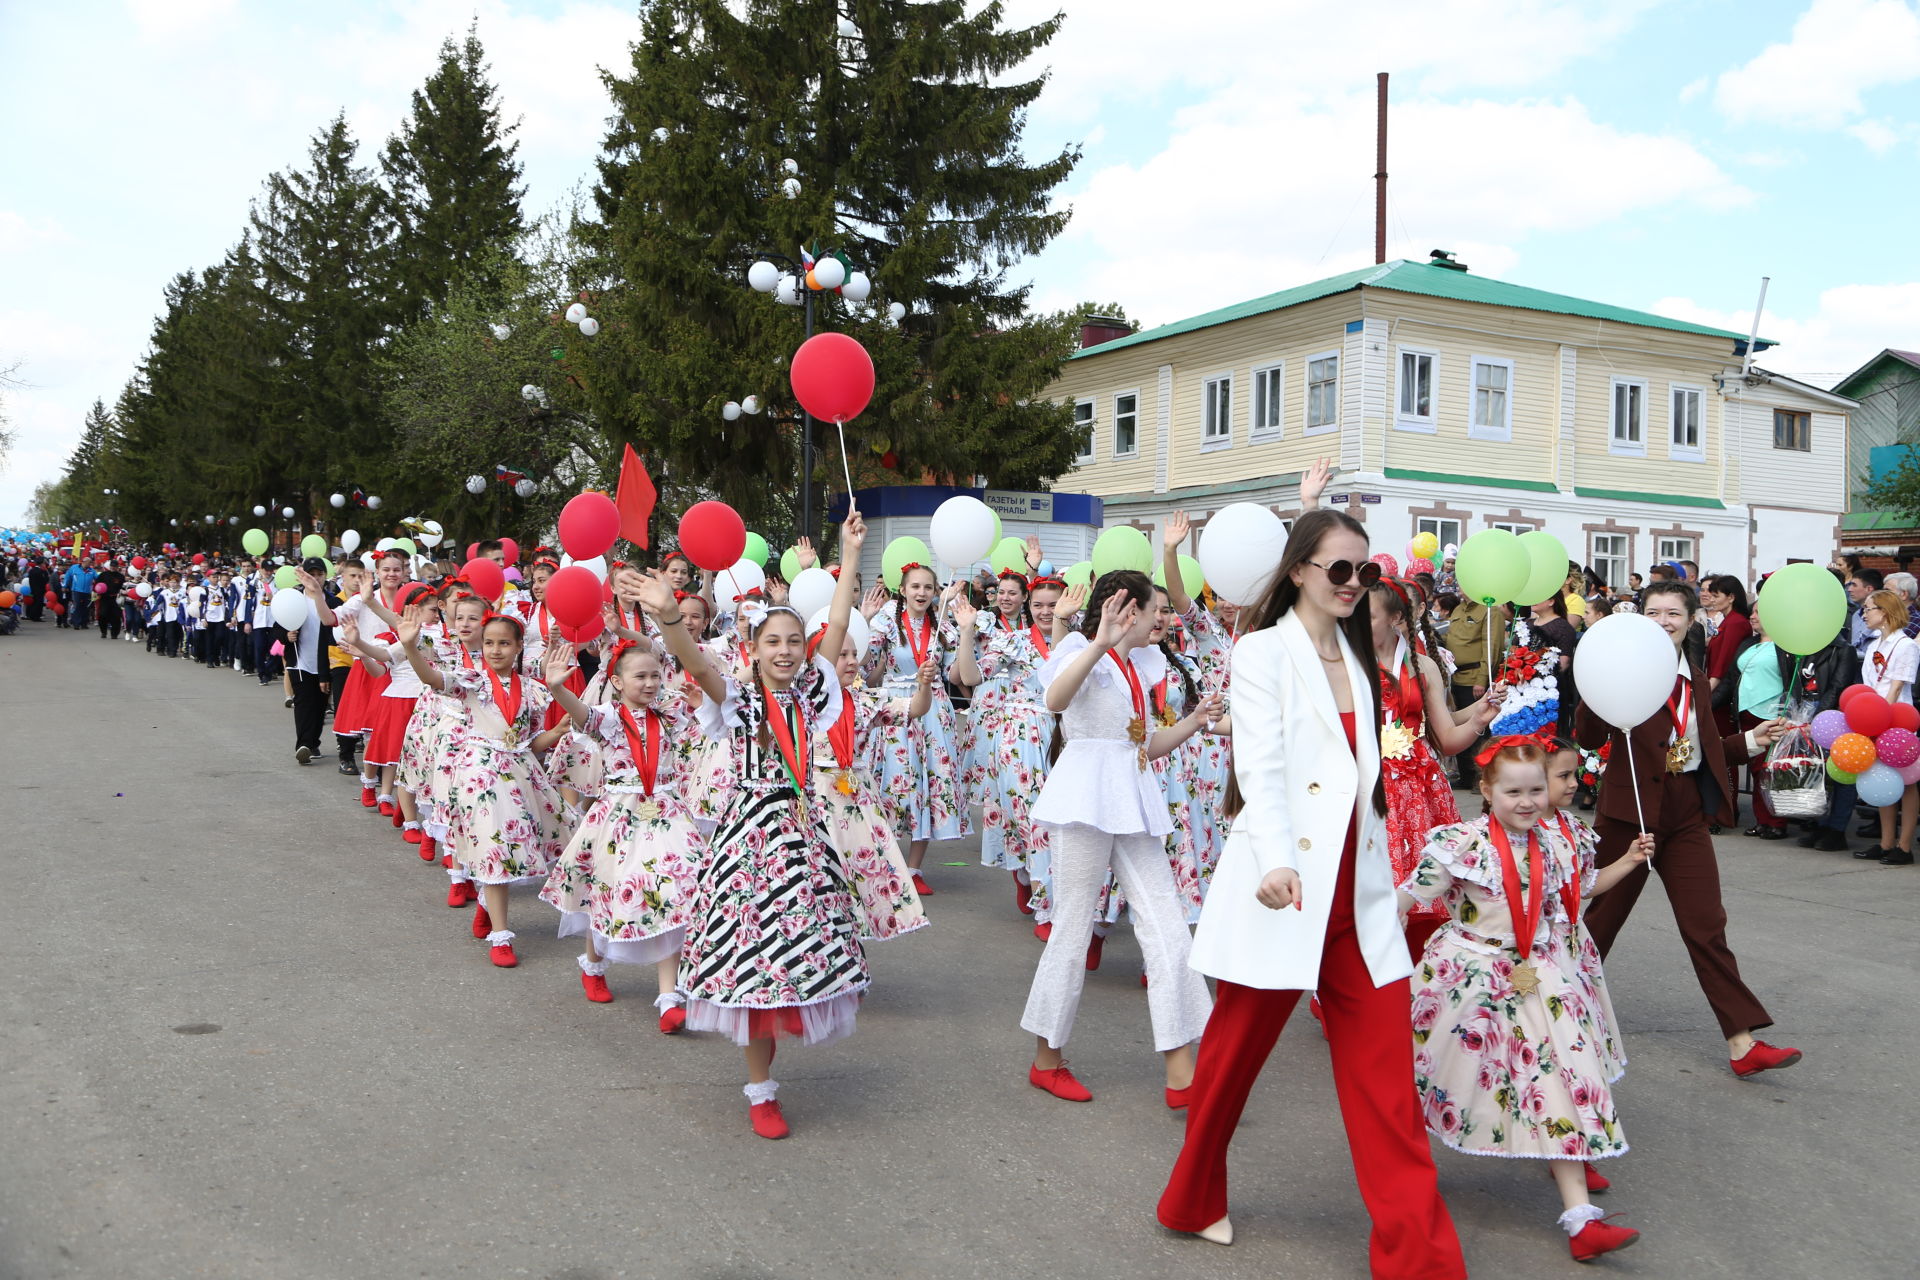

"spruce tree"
[588, 0, 1083, 534]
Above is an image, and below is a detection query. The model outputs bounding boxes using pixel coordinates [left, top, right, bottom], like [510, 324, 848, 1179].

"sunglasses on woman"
[1307, 558, 1383, 588]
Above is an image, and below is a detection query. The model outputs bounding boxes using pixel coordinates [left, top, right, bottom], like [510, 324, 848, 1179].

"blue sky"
[3, 0, 1917, 523]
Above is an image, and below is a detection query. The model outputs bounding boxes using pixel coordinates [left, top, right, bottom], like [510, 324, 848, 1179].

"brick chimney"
[1078, 314, 1132, 350]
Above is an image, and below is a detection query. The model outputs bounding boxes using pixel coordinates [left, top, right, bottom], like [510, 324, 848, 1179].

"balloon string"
[1623, 733, 1653, 865]
[834, 418, 857, 514]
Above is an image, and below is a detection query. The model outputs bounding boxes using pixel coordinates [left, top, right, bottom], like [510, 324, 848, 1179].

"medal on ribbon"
[1490, 821, 1547, 997]
[620, 704, 662, 820]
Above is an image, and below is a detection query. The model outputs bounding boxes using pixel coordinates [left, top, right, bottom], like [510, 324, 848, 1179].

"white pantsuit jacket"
[1188, 611, 1415, 991]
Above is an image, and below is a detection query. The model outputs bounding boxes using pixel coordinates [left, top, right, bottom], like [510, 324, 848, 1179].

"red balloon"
[49, 602, 64, 616]
[1893, 703, 1920, 733]
[557, 492, 621, 560]
[543, 566, 603, 628]
[601, 574, 617, 604]
[44, 590, 58, 605]
[458, 557, 505, 602]
[678, 501, 746, 571]
[560, 614, 605, 646]
[789, 331, 875, 424]
[130, 556, 148, 570]
[499, 537, 520, 565]
[466, 541, 481, 562]
[1847, 691, 1895, 739]
[192, 553, 206, 565]
[1839, 684, 1873, 710]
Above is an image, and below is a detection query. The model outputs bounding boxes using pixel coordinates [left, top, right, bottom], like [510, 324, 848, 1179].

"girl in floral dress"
[809, 623, 931, 943]
[642, 511, 905, 1140]
[398, 609, 569, 969]
[1399, 738, 1651, 1263]
[950, 577, 1065, 918]
[538, 638, 704, 1031]
[1369, 577, 1503, 958]
[862, 564, 971, 895]
[416, 595, 488, 897]
[324, 549, 411, 809]
[391, 584, 468, 864]
[1159, 516, 1235, 848]
[358, 583, 440, 842]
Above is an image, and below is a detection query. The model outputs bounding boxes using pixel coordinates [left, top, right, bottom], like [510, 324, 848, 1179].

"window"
[1415, 517, 1462, 557]
[1609, 377, 1647, 456]
[1306, 352, 1340, 435]
[1250, 362, 1284, 439]
[1201, 374, 1233, 450]
[1469, 356, 1513, 441]
[1489, 520, 1534, 534]
[1072, 399, 1095, 464]
[1670, 385, 1703, 460]
[1774, 408, 1811, 452]
[1396, 348, 1436, 431]
[1655, 536, 1695, 564]
[1113, 391, 1138, 458]
[1591, 533, 1629, 595]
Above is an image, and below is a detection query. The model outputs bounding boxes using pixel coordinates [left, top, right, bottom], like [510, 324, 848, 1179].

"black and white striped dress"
[680, 656, 868, 1046]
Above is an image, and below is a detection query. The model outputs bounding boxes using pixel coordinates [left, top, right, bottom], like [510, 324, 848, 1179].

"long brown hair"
[1049, 569, 1154, 765]
[1225, 508, 1388, 818]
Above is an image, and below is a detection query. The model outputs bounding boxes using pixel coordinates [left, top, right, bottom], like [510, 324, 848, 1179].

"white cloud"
[0, 211, 75, 256]
[1848, 118, 1902, 151]
[1650, 284, 1920, 388]
[1713, 0, 1920, 129]
[1679, 76, 1709, 104]
[124, 0, 239, 38]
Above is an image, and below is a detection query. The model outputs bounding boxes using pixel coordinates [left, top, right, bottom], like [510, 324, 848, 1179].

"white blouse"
[1867, 631, 1920, 704]
[1029, 632, 1171, 836]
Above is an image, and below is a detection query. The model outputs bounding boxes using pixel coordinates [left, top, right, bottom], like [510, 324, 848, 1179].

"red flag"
[615, 444, 657, 549]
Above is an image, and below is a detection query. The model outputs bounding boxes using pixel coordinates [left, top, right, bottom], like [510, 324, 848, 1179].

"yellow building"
[1050, 252, 1852, 588]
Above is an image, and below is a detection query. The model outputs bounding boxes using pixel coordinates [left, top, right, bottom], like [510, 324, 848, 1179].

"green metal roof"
[1842, 510, 1914, 532]
[1074, 259, 1771, 359]
[1573, 486, 1726, 510]
[1384, 467, 1558, 494]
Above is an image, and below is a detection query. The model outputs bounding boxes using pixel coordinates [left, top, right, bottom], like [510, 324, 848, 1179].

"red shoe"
[403, 827, 423, 845]
[1013, 874, 1034, 915]
[1569, 1217, 1641, 1262]
[378, 800, 396, 817]
[390, 807, 404, 829]
[658, 1005, 687, 1035]
[1585, 1163, 1611, 1193]
[418, 835, 437, 861]
[1140, 972, 1149, 988]
[489, 941, 518, 968]
[911, 871, 934, 897]
[749, 1100, 789, 1139]
[440, 853, 453, 869]
[1165, 1084, 1193, 1110]
[1029, 1061, 1093, 1102]
[471, 903, 492, 938]
[1085, 933, 1104, 971]
[580, 971, 613, 1003]
[360, 787, 377, 808]
[1731, 1039, 1803, 1078]
[446, 881, 472, 908]
[1034, 922, 1052, 942]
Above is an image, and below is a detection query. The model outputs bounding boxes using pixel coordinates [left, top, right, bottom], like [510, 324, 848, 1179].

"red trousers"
[1158, 839, 1465, 1278]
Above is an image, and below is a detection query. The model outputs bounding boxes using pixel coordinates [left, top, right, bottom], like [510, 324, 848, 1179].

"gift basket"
[1761, 716, 1828, 818]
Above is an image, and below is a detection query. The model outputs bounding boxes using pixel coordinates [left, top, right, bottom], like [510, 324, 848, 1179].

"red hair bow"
[997, 569, 1030, 590]
[1472, 731, 1557, 769]
[1028, 576, 1065, 592]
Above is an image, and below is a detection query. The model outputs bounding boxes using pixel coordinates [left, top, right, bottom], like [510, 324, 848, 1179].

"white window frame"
[1200, 372, 1234, 452]
[1304, 350, 1341, 436]
[1591, 533, 1629, 595]
[1655, 536, 1695, 564]
[1668, 383, 1705, 462]
[1394, 346, 1438, 433]
[1468, 355, 1514, 442]
[1112, 389, 1140, 460]
[1489, 520, 1534, 535]
[1072, 398, 1095, 465]
[1415, 516, 1463, 557]
[1609, 376, 1648, 457]
[1249, 360, 1285, 441]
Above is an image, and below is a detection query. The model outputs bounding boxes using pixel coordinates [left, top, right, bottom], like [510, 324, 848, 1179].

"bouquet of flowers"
[1489, 617, 1561, 737]
[1761, 720, 1828, 818]
[1578, 741, 1610, 788]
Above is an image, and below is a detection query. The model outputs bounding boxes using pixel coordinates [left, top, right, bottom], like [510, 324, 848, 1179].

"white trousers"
[1020, 822, 1213, 1052]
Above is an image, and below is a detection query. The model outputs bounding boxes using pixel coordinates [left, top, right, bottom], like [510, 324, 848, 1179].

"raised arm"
[1420, 652, 1497, 755]
[946, 594, 982, 687]
[1045, 592, 1132, 713]
[395, 612, 444, 691]
[1161, 511, 1194, 615]
[624, 567, 725, 703]
[541, 642, 590, 729]
[816, 510, 866, 665]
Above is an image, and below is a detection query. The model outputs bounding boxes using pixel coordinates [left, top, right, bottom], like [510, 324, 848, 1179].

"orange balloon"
[1831, 732, 1878, 775]
[805, 268, 822, 290]
[0, 591, 15, 608]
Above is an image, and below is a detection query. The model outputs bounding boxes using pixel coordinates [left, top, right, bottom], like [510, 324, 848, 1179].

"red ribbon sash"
[761, 683, 809, 794]
[618, 705, 661, 796]
[905, 611, 934, 668]
[1666, 673, 1691, 745]
[1152, 674, 1169, 718]
[1028, 624, 1051, 660]
[1552, 812, 1582, 931]
[487, 667, 523, 731]
[1489, 822, 1546, 962]
[1107, 651, 1147, 722]
[828, 691, 858, 769]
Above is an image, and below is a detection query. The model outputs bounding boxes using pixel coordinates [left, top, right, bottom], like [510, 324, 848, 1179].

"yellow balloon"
[1410, 531, 1439, 561]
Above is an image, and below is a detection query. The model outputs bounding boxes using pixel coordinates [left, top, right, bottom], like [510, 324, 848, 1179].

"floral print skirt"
[811, 764, 929, 941]
[1385, 746, 1462, 921]
[540, 790, 700, 963]
[446, 741, 567, 885]
[872, 692, 972, 843]
[967, 697, 1052, 875]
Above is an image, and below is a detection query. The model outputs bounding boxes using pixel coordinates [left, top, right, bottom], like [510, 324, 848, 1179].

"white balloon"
[776, 276, 801, 307]
[782, 157, 800, 174]
[722, 401, 742, 421]
[717, 559, 766, 602]
[1198, 502, 1289, 606]
[269, 589, 311, 630]
[135, 582, 154, 599]
[887, 301, 907, 322]
[252, 505, 266, 517]
[1573, 612, 1679, 731]
[812, 256, 846, 290]
[579, 317, 600, 336]
[929, 495, 998, 568]
[788, 566, 837, 620]
[742, 395, 761, 414]
[747, 260, 781, 292]
[565, 303, 587, 324]
[491, 323, 511, 340]
[376, 537, 397, 552]
[466, 474, 487, 495]
[365, 495, 382, 510]
[841, 271, 872, 302]
[514, 478, 537, 498]
[418, 519, 442, 549]
[339, 529, 362, 554]
[360, 552, 377, 571]
[573, 555, 608, 581]
[807, 605, 870, 657]
[329, 493, 345, 508]
[781, 177, 802, 199]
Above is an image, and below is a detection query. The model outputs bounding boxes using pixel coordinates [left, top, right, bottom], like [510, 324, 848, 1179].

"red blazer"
[1575, 662, 1751, 830]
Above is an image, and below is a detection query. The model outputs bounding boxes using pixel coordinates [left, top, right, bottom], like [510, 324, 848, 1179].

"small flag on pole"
[615, 444, 657, 549]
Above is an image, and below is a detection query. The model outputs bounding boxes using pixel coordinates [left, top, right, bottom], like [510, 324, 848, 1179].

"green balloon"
[1511, 531, 1569, 608]
[780, 546, 802, 582]
[990, 510, 1003, 546]
[299, 533, 328, 559]
[882, 536, 934, 591]
[1063, 561, 1093, 587]
[318, 558, 334, 580]
[1152, 553, 1205, 597]
[1756, 560, 1849, 656]
[1454, 528, 1529, 605]
[1827, 757, 1858, 786]
[393, 538, 417, 557]
[990, 536, 1027, 575]
[743, 532, 770, 567]
[1091, 525, 1152, 578]
[274, 566, 299, 588]
[241, 528, 270, 556]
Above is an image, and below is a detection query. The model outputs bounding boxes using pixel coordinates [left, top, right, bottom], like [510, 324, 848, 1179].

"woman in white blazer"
[1157, 509, 1466, 1279]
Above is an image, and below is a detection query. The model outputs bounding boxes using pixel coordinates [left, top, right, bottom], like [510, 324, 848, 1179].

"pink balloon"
[1407, 557, 1436, 575]
[1899, 758, 1920, 787]
[1876, 726, 1920, 769]
[1371, 553, 1400, 576]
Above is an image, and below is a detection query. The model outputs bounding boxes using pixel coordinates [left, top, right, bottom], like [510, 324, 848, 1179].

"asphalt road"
[2, 620, 1913, 1280]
